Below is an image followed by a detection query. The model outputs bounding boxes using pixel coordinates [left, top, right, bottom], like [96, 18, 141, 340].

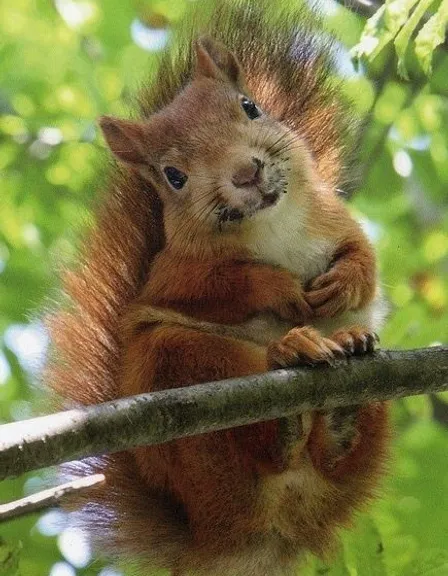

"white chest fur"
[226, 298, 386, 346]
[242, 199, 334, 283]
[235, 199, 385, 343]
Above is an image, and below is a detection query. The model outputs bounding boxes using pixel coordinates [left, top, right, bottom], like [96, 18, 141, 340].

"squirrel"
[46, 2, 390, 575]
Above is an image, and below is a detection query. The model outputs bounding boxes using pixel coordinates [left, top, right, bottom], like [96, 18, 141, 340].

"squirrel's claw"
[330, 326, 379, 356]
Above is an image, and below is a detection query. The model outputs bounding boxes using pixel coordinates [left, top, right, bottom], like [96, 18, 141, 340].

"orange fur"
[306, 238, 377, 317]
[140, 252, 312, 324]
[46, 3, 390, 575]
[118, 320, 388, 572]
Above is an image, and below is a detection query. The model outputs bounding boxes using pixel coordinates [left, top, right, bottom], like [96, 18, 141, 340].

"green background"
[0, 0, 447, 574]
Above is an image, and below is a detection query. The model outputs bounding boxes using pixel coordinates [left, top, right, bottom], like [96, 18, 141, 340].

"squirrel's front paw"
[267, 326, 345, 369]
[305, 267, 359, 318]
[330, 326, 379, 355]
[275, 294, 313, 325]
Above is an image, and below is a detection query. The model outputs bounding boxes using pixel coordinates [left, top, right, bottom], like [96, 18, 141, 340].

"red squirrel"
[46, 3, 389, 575]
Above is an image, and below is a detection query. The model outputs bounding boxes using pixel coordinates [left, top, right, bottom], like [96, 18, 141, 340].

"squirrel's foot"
[267, 326, 345, 369]
[330, 326, 379, 356]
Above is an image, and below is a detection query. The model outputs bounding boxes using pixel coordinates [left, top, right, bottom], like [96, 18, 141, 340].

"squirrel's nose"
[232, 157, 264, 188]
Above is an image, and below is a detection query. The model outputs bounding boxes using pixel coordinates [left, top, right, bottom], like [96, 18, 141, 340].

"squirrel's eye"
[163, 166, 188, 190]
[241, 97, 261, 120]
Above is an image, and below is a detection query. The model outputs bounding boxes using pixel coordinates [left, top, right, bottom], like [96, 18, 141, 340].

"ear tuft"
[99, 116, 147, 166]
[195, 35, 243, 86]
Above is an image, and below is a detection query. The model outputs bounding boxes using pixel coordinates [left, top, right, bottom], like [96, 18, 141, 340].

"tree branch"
[333, 0, 380, 19]
[0, 347, 446, 481]
[0, 475, 105, 523]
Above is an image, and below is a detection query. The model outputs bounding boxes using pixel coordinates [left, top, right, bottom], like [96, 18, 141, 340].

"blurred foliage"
[353, 0, 448, 78]
[0, 0, 447, 575]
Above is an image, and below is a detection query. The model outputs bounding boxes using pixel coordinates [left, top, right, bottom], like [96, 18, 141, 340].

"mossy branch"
[0, 347, 447, 483]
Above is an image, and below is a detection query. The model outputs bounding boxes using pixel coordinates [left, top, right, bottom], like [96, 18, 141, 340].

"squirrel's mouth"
[214, 168, 287, 229]
[216, 189, 281, 227]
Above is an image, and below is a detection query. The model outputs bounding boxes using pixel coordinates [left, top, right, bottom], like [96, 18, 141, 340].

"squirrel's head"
[100, 36, 318, 255]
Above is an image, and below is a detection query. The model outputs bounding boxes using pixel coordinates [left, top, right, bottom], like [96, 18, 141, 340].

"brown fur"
[46, 2, 389, 575]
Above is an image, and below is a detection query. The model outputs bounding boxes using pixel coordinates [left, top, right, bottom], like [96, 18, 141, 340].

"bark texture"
[0, 346, 446, 481]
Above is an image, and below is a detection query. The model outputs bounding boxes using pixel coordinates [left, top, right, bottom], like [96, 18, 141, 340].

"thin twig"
[333, 0, 380, 18]
[0, 474, 105, 523]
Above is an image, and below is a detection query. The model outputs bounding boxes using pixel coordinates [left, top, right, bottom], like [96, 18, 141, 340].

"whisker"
[165, 190, 222, 258]
[270, 134, 299, 157]
[265, 131, 291, 156]
[271, 139, 302, 159]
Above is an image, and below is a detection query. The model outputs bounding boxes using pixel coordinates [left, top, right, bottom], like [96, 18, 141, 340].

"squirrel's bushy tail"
[45, 0, 357, 570]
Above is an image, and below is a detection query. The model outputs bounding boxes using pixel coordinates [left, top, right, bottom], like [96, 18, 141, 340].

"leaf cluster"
[352, 0, 448, 77]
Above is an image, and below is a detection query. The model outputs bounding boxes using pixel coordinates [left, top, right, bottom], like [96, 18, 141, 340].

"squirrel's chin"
[246, 190, 282, 219]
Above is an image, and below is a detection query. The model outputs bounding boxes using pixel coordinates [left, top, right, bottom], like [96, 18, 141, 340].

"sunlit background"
[0, 0, 447, 574]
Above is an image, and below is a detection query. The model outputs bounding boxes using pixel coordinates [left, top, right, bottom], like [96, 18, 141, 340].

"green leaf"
[402, 394, 433, 419]
[0, 538, 21, 576]
[404, 549, 448, 575]
[385, 0, 421, 32]
[353, 0, 446, 77]
[343, 516, 388, 575]
[352, 0, 420, 60]
[394, 0, 437, 78]
[436, 390, 448, 404]
[415, 0, 448, 74]
[351, 5, 388, 60]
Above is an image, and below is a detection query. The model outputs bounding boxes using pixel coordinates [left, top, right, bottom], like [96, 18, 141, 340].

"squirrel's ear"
[99, 116, 147, 166]
[195, 36, 244, 86]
